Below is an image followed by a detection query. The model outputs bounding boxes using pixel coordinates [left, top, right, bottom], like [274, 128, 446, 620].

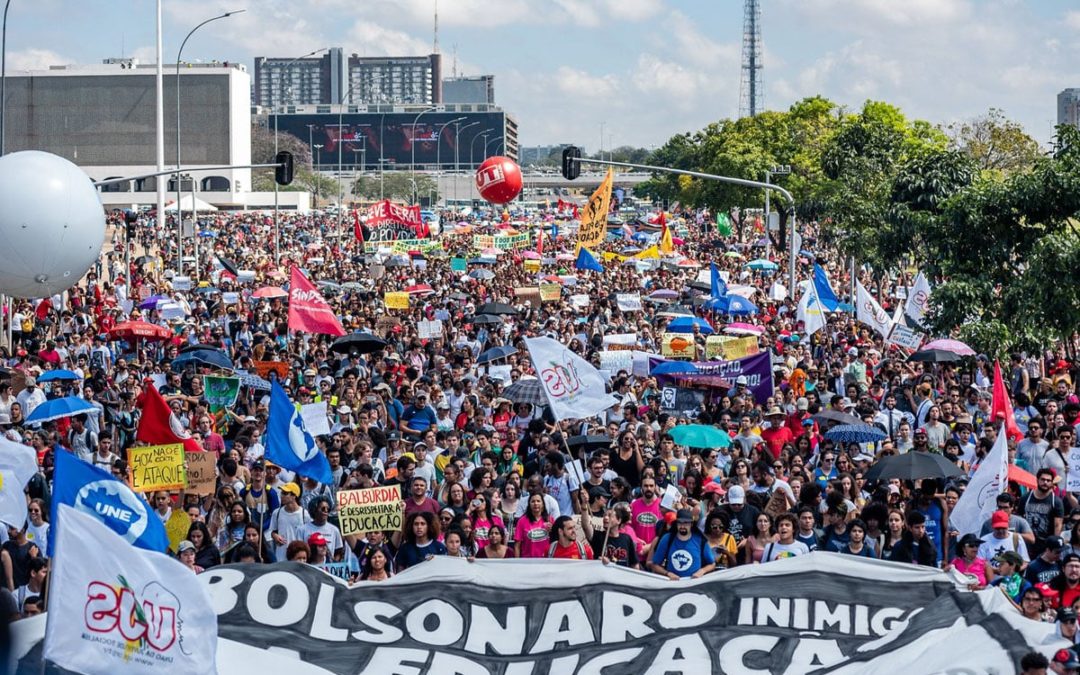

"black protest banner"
[196, 554, 1054, 675]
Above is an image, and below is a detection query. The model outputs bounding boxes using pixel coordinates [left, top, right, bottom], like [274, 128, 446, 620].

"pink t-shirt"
[631, 498, 661, 544]
[515, 516, 552, 558]
[950, 556, 989, 586]
[472, 515, 504, 549]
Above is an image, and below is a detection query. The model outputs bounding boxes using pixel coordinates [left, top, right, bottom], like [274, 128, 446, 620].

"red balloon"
[475, 156, 523, 204]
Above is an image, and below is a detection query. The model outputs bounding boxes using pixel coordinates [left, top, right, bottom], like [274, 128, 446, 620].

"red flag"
[353, 210, 364, 244]
[136, 384, 203, 453]
[572, 205, 579, 219]
[992, 360, 1023, 442]
[536, 228, 544, 256]
[287, 266, 345, 336]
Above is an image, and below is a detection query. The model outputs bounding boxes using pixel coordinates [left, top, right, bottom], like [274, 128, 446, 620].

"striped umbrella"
[503, 378, 548, 406]
[823, 423, 887, 444]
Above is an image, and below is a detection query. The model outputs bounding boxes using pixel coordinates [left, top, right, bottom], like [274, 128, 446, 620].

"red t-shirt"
[550, 540, 594, 560]
[761, 426, 794, 459]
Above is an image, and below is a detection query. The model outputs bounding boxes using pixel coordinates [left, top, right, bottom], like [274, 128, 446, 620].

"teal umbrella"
[746, 259, 778, 271]
[669, 424, 731, 449]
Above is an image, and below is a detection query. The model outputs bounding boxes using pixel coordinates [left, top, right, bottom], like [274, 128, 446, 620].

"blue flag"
[575, 247, 603, 272]
[265, 380, 333, 484]
[710, 262, 728, 300]
[813, 263, 840, 312]
[51, 448, 168, 553]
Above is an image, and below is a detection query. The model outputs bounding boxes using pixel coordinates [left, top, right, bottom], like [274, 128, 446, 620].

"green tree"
[947, 108, 1042, 174]
[250, 123, 314, 192]
[352, 172, 439, 204]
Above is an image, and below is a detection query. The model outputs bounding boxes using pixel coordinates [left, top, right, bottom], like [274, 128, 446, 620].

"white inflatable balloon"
[0, 151, 105, 298]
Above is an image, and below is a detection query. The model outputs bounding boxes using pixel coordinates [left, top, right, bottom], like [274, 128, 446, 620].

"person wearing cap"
[761, 406, 794, 460]
[1057, 607, 1080, 648]
[1028, 536, 1067, 585]
[268, 482, 310, 563]
[649, 508, 715, 579]
[946, 533, 992, 589]
[980, 509, 1031, 571]
[721, 485, 759, 548]
[1050, 646, 1080, 674]
[989, 550, 1033, 606]
[399, 392, 437, 441]
[980, 493, 1036, 546]
[176, 540, 202, 573]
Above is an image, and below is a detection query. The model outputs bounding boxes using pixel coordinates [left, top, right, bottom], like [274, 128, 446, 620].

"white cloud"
[787, 0, 972, 27]
[550, 66, 619, 100]
[5, 48, 70, 71]
[1066, 11, 1080, 30]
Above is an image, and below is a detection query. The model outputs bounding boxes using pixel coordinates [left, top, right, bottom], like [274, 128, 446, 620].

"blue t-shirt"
[651, 532, 715, 578]
[914, 502, 945, 564]
[401, 405, 437, 434]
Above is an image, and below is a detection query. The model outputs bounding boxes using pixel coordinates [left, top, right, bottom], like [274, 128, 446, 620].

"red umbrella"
[1007, 464, 1037, 489]
[406, 284, 435, 296]
[109, 320, 172, 342]
[253, 286, 288, 299]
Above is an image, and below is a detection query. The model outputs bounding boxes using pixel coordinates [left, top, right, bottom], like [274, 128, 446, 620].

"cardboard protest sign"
[418, 319, 443, 339]
[539, 283, 561, 302]
[615, 293, 643, 312]
[524, 259, 541, 273]
[185, 451, 218, 496]
[128, 443, 187, 492]
[661, 333, 696, 359]
[337, 486, 404, 537]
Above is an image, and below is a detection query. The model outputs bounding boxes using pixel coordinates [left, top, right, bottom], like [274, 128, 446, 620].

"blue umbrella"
[198, 230, 216, 238]
[746, 259, 778, 271]
[468, 258, 496, 265]
[651, 361, 700, 376]
[666, 316, 714, 334]
[724, 295, 759, 316]
[37, 369, 81, 382]
[25, 396, 100, 425]
[171, 347, 233, 372]
[477, 345, 518, 364]
[823, 423, 887, 445]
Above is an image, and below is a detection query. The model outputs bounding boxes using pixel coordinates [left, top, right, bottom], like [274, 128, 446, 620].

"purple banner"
[650, 352, 774, 405]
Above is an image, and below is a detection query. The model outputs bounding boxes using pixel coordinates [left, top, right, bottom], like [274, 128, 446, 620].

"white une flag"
[905, 272, 932, 325]
[0, 437, 37, 528]
[45, 504, 218, 675]
[796, 281, 826, 337]
[950, 431, 1009, 536]
[856, 280, 894, 338]
[524, 336, 618, 421]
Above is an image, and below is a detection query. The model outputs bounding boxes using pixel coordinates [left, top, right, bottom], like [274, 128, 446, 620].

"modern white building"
[4, 59, 306, 211]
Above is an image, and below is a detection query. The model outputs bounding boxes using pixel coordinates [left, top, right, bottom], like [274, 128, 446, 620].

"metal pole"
[379, 112, 385, 200]
[484, 135, 502, 156]
[155, 0, 165, 233]
[175, 9, 244, 274]
[470, 129, 492, 172]
[435, 116, 464, 173]
[191, 174, 198, 280]
[454, 120, 480, 208]
[763, 170, 770, 259]
[410, 106, 437, 203]
[0, 0, 11, 155]
[313, 144, 323, 206]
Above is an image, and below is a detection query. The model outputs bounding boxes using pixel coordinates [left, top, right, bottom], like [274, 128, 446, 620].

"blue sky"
[6, 0, 1078, 150]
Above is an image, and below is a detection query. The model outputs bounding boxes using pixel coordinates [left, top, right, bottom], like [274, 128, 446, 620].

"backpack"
[658, 531, 707, 570]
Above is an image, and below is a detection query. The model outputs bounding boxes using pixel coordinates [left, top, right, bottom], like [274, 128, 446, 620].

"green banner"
[203, 375, 241, 413]
[716, 212, 732, 237]
[450, 257, 468, 272]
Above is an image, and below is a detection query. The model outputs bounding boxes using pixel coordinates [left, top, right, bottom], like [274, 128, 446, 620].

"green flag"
[716, 212, 732, 236]
[203, 375, 241, 413]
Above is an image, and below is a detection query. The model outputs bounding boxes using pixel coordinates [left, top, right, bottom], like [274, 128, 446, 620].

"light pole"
[351, 145, 364, 208]
[433, 116, 464, 209]
[484, 135, 503, 158]
[763, 164, 790, 258]
[273, 48, 327, 264]
[470, 128, 493, 172]
[1, 0, 13, 155]
[454, 120, 480, 206]
[175, 8, 244, 274]
[312, 143, 323, 205]
[409, 106, 437, 202]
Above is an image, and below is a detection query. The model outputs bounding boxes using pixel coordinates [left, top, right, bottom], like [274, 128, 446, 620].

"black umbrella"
[467, 314, 504, 325]
[688, 281, 711, 293]
[475, 302, 519, 316]
[567, 435, 613, 453]
[477, 345, 518, 364]
[134, 255, 156, 266]
[217, 256, 240, 276]
[330, 332, 388, 355]
[449, 292, 470, 301]
[812, 410, 862, 426]
[503, 379, 548, 406]
[907, 349, 962, 363]
[863, 452, 963, 482]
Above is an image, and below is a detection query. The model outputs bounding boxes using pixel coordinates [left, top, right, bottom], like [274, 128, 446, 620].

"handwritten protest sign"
[128, 443, 187, 492]
[337, 486, 404, 537]
[524, 259, 541, 273]
[253, 360, 289, 381]
[384, 292, 410, 310]
[185, 451, 217, 496]
[539, 283, 561, 302]
[418, 319, 443, 339]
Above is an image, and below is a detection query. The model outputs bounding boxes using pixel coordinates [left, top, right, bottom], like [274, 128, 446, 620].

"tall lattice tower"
[739, 0, 763, 118]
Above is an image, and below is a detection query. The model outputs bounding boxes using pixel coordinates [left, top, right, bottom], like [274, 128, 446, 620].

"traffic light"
[561, 146, 581, 180]
[274, 151, 294, 186]
[123, 209, 139, 238]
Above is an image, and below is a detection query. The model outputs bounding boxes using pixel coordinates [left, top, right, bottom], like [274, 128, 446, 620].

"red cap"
[307, 532, 328, 547]
[991, 510, 1010, 529]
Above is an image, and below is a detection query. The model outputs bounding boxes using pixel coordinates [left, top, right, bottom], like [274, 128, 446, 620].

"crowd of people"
[0, 202, 1077, 671]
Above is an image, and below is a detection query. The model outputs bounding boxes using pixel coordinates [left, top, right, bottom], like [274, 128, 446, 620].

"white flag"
[45, 504, 218, 675]
[856, 280, 894, 338]
[524, 336, 618, 421]
[950, 431, 1008, 536]
[0, 435, 39, 484]
[905, 272, 932, 325]
[0, 437, 37, 528]
[796, 281, 826, 337]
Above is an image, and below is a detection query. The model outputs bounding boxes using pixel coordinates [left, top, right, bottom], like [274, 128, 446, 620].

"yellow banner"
[661, 333, 697, 359]
[634, 245, 661, 260]
[384, 291, 410, 310]
[128, 443, 187, 492]
[539, 283, 562, 302]
[577, 169, 613, 249]
[338, 486, 405, 537]
[705, 335, 760, 360]
[524, 259, 541, 273]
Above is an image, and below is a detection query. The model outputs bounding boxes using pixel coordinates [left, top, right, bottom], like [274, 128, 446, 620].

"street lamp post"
[312, 143, 323, 205]
[1, 0, 12, 155]
[470, 129, 493, 172]
[763, 164, 790, 258]
[409, 106, 437, 202]
[454, 120, 481, 206]
[273, 48, 327, 264]
[435, 116, 465, 173]
[175, 9, 244, 274]
[484, 135, 503, 157]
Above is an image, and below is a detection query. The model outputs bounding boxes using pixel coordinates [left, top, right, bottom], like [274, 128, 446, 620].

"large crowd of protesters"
[0, 201, 1078, 671]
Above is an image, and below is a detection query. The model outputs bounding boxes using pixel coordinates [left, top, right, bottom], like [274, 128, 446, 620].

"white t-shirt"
[762, 540, 811, 562]
[298, 521, 345, 555]
[978, 531, 1029, 570]
[269, 506, 311, 562]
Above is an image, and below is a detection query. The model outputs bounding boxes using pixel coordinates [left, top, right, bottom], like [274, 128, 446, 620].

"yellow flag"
[659, 224, 674, 254]
[633, 245, 660, 260]
[577, 169, 613, 249]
